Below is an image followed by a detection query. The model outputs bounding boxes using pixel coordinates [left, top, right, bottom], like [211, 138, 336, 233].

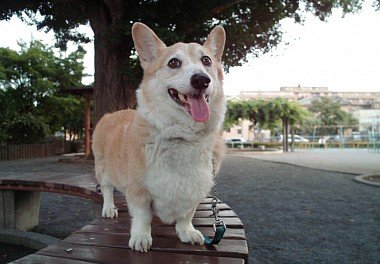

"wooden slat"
[200, 197, 224, 204]
[197, 203, 230, 211]
[61, 233, 247, 261]
[0, 184, 102, 203]
[193, 217, 243, 228]
[12, 254, 94, 263]
[194, 210, 237, 218]
[90, 214, 243, 229]
[37, 243, 245, 264]
[76, 224, 246, 240]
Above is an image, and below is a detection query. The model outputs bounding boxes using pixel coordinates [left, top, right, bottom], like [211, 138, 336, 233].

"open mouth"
[168, 88, 210, 122]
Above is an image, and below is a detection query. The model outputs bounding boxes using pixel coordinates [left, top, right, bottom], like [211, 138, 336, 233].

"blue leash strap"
[203, 222, 226, 246]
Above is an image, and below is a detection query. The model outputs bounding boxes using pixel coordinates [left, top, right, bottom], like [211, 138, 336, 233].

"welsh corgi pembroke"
[92, 22, 226, 252]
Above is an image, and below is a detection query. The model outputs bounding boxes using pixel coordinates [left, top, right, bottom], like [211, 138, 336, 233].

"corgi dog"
[92, 22, 226, 252]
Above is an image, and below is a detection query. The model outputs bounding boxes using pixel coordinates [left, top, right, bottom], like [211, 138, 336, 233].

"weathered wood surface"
[1, 171, 248, 263]
[0, 173, 101, 202]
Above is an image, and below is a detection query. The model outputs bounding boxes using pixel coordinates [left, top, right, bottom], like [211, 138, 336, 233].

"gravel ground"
[1, 155, 379, 263]
[32, 192, 98, 238]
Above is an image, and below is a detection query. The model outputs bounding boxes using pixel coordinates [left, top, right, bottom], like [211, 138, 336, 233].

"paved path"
[217, 155, 379, 263]
[231, 148, 380, 175]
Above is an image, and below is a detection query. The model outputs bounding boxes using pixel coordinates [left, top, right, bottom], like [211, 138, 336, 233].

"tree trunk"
[84, 93, 91, 157]
[89, 1, 137, 125]
[283, 118, 289, 152]
[286, 120, 290, 152]
[282, 119, 286, 152]
[290, 126, 295, 152]
[93, 40, 136, 124]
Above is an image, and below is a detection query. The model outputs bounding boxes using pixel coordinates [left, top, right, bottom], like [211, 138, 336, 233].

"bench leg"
[0, 190, 40, 230]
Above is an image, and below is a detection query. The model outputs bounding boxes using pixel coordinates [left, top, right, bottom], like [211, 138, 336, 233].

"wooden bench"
[0, 172, 248, 263]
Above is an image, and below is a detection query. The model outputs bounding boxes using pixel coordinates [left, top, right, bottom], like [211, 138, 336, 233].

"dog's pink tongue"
[188, 94, 210, 122]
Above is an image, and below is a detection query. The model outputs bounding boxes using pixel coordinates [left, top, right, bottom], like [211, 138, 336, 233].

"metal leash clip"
[203, 157, 227, 246]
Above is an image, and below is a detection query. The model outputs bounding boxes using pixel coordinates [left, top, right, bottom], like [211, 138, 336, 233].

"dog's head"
[132, 22, 226, 127]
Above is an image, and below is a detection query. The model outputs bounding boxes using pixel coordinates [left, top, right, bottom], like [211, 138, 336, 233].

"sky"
[0, 1, 379, 96]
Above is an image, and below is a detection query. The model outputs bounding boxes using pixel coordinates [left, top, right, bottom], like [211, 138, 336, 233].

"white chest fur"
[144, 137, 214, 224]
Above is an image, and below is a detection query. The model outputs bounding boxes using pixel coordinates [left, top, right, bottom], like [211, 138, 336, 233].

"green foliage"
[0, 0, 370, 71]
[226, 96, 358, 139]
[225, 97, 308, 151]
[225, 99, 267, 128]
[224, 100, 245, 129]
[39, 95, 85, 139]
[0, 41, 86, 144]
[225, 98, 307, 131]
[297, 96, 359, 136]
[309, 97, 358, 126]
[6, 113, 49, 144]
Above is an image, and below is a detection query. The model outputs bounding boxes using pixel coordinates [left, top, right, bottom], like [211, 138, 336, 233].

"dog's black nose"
[190, 74, 211, 90]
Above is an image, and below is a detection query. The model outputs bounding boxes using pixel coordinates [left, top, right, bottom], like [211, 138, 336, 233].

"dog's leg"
[175, 208, 204, 245]
[95, 156, 119, 219]
[128, 203, 153, 252]
[101, 182, 118, 218]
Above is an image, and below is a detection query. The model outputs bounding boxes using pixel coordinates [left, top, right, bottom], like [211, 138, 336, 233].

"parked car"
[352, 132, 361, 141]
[278, 134, 309, 143]
[226, 138, 247, 144]
[326, 135, 342, 143]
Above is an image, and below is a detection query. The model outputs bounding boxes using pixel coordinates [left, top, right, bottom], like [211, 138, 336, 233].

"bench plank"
[37, 243, 245, 264]
[76, 224, 247, 240]
[12, 254, 94, 263]
[196, 203, 231, 211]
[62, 233, 248, 260]
[194, 209, 238, 218]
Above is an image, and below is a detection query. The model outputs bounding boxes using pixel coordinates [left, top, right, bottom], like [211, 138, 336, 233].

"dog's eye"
[168, 58, 181, 69]
[201, 56, 212, 66]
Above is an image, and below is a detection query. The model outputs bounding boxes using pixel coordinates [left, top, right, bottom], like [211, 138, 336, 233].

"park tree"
[309, 97, 358, 126]
[224, 100, 246, 130]
[266, 98, 307, 151]
[225, 99, 267, 131]
[0, 41, 85, 144]
[41, 95, 86, 141]
[307, 96, 358, 136]
[225, 98, 307, 151]
[0, 0, 373, 124]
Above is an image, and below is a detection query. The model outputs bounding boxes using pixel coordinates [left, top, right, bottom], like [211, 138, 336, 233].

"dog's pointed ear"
[204, 26, 226, 62]
[132, 22, 166, 70]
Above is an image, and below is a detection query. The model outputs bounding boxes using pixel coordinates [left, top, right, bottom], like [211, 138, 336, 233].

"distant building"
[238, 86, 380, 112]
[223, 86, 380, 140]
[224, 119, 254, 141]
[352, 109, 380, 132]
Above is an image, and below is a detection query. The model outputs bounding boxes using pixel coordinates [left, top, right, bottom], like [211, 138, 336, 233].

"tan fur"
[93, 109, 224, 205]
[92, 22, 226, 252]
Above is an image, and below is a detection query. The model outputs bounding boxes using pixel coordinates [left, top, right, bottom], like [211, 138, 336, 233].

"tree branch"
[87, 1, 112, 34]
[55, 0, 86, 10]
[103, 0, 125, 20]
[211, 0, 247, 15]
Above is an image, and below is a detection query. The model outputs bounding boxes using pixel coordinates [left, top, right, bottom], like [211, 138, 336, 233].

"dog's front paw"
[129, 233, 153, 252]
[177, 228, 204, 245]
[102, 206, 118, 218]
